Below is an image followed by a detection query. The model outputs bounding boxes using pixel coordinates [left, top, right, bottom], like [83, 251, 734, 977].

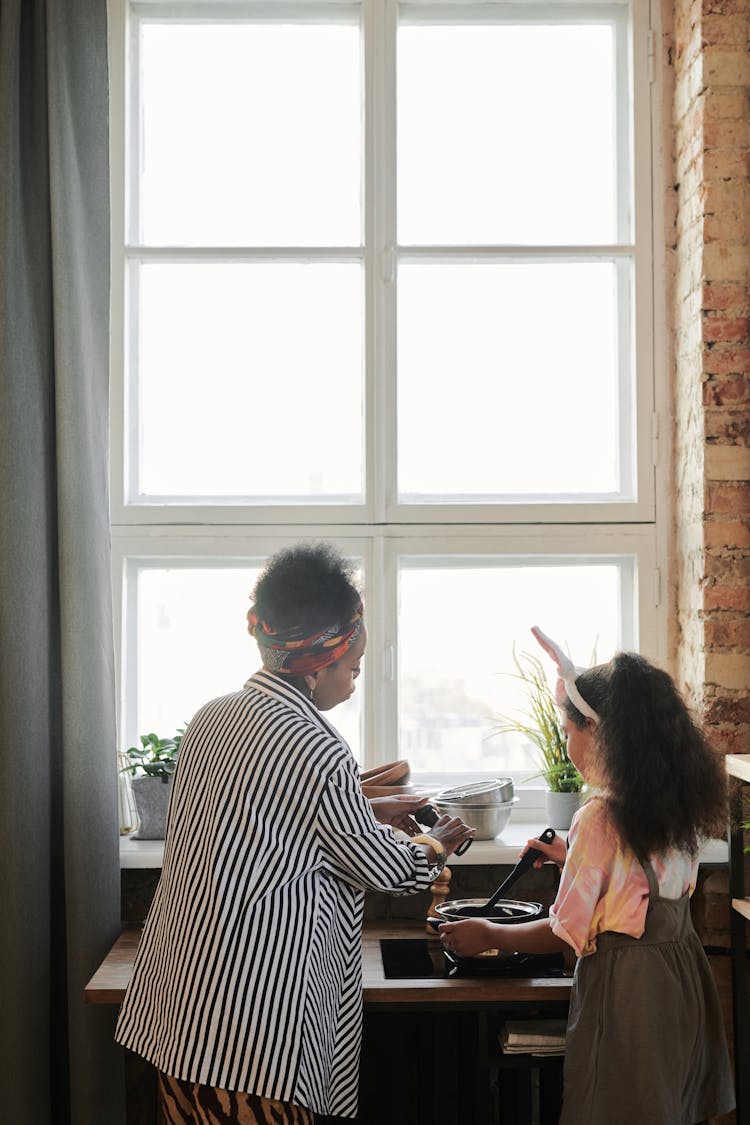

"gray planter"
[544, 790, 582, 831]
[131, 775, 173, 839]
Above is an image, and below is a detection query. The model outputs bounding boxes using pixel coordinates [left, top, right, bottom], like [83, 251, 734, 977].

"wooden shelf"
[728, 757, 750, 1123]
[727, 755, 750, 784]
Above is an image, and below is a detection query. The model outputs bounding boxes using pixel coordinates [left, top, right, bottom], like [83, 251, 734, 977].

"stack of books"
[499, 1019, 567, 1056]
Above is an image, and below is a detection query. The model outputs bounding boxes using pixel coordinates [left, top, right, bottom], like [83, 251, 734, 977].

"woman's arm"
[437, 916, 570, 958]
[318, 762, 471, 894]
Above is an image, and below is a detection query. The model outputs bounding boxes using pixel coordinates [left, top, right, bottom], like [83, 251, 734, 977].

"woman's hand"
[428, 813, 475, 856]
[368, 794, 431, 836]
[369, 799, 475, 854]
[521, 832, 567, 870]
[438, 918, 506, 958]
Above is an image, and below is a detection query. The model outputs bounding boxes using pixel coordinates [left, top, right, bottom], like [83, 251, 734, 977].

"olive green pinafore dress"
[560, 857, 735, 1125]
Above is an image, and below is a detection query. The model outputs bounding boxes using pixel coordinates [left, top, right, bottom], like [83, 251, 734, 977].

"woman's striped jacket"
[115, 670, 434, 1118]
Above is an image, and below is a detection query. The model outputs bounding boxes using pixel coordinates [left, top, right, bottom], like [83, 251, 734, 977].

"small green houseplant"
[496, 650, 583, 792]
[495, 649, 584, 828]
[120, 729, 185, 783]
[120, 727, 185, 839]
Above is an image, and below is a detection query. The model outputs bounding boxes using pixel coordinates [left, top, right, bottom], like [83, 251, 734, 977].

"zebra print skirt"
[158, 1072, 315, 1124]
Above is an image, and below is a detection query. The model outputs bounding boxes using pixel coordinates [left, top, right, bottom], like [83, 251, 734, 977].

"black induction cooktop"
[380, 938, 567, 979]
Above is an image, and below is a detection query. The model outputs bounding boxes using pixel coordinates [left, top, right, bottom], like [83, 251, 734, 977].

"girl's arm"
[437, 917, 570, 959]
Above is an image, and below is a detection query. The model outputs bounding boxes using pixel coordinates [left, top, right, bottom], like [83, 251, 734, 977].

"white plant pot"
[544, 790, 582, 832]
[131, 775, 173, 839]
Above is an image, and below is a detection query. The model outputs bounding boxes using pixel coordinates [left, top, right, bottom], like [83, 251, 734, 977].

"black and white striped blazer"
[115, 670, 434, 1118]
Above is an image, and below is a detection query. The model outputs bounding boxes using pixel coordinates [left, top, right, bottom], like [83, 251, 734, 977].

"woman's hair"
[565, 653, 727, 859]
[251, 541, 361, 633]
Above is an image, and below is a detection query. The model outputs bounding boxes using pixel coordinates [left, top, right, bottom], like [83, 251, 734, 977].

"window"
[110, 0, 662, 786]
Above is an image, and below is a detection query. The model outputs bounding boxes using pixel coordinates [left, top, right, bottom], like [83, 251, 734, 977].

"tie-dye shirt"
[548, 796, 699, 958]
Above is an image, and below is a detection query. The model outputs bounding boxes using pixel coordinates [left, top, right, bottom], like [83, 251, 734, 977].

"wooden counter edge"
[85, 922, 573, 1006]
[85, 927, 142, 1005]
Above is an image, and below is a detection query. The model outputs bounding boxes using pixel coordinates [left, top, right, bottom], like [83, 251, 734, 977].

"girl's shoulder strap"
[638, 855, 660, 898]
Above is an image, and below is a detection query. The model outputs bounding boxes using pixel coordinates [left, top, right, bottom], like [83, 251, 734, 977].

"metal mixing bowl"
[437, 797, 517, 839]
[435, 777, 514, 806]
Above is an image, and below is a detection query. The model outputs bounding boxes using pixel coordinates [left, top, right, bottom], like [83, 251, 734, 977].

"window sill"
[119, 823, 728, 869]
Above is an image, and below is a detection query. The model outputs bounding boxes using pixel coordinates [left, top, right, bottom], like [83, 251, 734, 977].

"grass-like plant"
[120, 728, 185, 783]
[495, 649, 583, 793]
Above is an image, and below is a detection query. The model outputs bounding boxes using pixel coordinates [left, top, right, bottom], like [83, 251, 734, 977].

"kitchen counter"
[119, 827, 728, 869]
[85, 919, 573, 1007]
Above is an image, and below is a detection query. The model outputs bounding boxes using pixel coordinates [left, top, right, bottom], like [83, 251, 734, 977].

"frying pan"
[427, 826, 557, 926]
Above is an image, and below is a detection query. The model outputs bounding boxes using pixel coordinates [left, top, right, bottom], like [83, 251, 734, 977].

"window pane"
[398, 22, 618, 245]
[137, 262, 364, 500]
[397, 262, 623, 499]
[135, 565, 362, 759]
[398, 561, 624, 774]
[140, 22, 361, 246]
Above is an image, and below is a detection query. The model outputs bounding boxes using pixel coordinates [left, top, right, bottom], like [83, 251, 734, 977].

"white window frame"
[109, 0, 669, 782]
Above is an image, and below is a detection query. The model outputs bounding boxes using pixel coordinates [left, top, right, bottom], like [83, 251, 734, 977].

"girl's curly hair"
[565, 653, 727, 859]
[252, 541, 361, 633]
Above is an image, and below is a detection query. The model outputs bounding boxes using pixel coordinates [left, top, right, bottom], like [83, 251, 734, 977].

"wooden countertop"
[85, 920, 572, 1007]
[87, 927, 141, 1005]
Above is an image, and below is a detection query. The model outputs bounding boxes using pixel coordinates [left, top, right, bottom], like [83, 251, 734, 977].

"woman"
[115, 542, 473, 1124]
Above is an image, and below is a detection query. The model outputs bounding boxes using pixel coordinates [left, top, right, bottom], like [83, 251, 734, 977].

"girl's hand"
[442, 916, 566, 957]
[369, 794, 431, 836]
[521, 832, 567, 869]
[437, 919, 506, 958]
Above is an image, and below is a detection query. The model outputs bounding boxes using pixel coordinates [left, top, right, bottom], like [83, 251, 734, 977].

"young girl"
[438, 628, 735, 1125]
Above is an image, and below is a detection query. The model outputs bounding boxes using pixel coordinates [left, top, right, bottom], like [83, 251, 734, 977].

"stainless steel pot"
[427, 898, 545, 965]
[426, 834, 549, 968]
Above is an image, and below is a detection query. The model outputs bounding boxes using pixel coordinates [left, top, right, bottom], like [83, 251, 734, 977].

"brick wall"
[670, 0, 750, 751]
[669, 2, 750, 1119]
[669, 0, 750, 926]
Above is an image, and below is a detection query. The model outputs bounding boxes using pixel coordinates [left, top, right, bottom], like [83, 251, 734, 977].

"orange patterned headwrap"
[247, 601, 364, 676]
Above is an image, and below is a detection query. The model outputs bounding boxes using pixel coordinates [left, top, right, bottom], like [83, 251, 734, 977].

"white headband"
[531, 625, 600, 725]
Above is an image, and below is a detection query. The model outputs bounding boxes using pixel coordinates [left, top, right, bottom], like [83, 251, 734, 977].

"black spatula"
[456, 827, 558, 916]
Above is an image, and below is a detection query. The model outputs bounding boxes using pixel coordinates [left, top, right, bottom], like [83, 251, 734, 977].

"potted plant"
[495, 649, 585, 830]
[120, 728, 185, 839]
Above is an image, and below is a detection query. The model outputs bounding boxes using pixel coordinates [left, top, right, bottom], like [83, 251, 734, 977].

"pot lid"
[435, 777, 513, 802]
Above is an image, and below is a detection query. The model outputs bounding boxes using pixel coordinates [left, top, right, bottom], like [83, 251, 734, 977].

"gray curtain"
[0, 2, 124, 1123]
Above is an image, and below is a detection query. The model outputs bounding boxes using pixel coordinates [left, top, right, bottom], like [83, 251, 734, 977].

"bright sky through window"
[140, 24, 361, 246]
[398, 23, 618, 245]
